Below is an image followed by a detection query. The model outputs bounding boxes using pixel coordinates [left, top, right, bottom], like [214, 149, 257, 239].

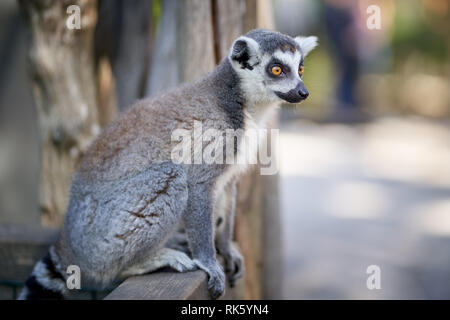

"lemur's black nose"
[275, 81, 310, 103]
[298, 88, 309, 99]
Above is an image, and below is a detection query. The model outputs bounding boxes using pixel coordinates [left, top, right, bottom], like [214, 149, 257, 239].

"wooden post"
[145, 0, 177, 96]
[95, 0, 153, 110]
[213, 0, 246, 60]
[234, 0, 282, 299]
[18, 0, 100, 227]
[176, 0, 216, 83]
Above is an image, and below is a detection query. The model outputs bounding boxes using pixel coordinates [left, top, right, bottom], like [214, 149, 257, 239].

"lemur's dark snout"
[296, 81, 309, 100]
[275, 81, 310, 103]
[298, 87, 309, 100]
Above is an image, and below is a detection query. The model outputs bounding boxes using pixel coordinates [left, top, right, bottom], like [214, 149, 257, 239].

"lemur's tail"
[18, 246, 67, 300]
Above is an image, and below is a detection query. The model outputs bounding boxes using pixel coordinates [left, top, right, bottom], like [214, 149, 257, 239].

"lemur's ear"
[229, 36, 260, 70]
[295, 36, 318, 57]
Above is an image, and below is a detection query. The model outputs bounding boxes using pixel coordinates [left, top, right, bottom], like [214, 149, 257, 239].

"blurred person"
[324, 0, 370, 123]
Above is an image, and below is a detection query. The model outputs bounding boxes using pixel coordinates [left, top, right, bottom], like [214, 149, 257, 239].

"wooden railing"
[0, 225, 242, 300]
[0, 224, 111, 300]
[105, 271, 214, 300]
[0, 224, 57, 299]
[0, 224, 58, 283]
[1, 167, 281, 300]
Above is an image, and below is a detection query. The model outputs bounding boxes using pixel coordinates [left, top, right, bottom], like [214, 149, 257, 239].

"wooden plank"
[235, 169, 263, 299]
[0, 224, 107, 299]
[260, 118, 282, 299]
[0, 224, 238, 300]
[104, 270, 209, 300]
[105, 269, 237, 300]
[0, 224, 59, 282]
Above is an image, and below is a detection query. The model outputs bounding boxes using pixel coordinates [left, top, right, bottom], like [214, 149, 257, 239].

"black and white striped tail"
[18, 246, 67, 300]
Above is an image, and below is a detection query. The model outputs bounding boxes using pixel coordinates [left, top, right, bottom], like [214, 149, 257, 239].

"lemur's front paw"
[222, 244, 244, 287]
[194, 259, 225, 299]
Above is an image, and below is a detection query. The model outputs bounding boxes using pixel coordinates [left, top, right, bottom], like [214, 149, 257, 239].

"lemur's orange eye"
[271, 66, 282, 76]
[298, 66, 304, 76]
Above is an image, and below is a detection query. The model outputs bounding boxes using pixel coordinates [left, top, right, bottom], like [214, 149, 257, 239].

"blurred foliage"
[301, 47, 334, 111]
[151, 0, 162, 31]
[392, 0, 449, 65]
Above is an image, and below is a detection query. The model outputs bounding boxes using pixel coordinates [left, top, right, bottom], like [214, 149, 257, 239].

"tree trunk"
[18, 0, 100, 227]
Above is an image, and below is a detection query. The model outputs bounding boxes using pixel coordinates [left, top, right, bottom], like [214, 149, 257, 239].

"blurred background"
[0, 0, 449, 299]
[277, 0, 450, 299]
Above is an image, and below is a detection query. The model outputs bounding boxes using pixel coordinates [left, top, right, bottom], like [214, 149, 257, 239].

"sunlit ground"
[280, 115, 450, 299]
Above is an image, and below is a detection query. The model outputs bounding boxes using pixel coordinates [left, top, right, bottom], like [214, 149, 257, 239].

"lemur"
[19, 29, 317, 300]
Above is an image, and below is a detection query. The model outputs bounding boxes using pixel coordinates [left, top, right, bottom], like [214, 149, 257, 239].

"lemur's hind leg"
[119, 248, 197, 278]
[165, 230, 191, 254]
[64, 161, 194, 287]
[215, 179, 244, 287]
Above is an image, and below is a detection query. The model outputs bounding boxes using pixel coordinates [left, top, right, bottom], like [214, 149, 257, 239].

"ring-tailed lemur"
[19, 29, 317, 300]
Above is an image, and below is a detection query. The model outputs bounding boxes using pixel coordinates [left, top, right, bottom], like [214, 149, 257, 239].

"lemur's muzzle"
[275, 81, 309, 103]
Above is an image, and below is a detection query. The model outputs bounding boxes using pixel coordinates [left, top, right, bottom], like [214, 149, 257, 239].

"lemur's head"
[228, 29, 318, 104]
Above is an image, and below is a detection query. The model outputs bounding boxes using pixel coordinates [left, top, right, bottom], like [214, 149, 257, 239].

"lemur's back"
[77, 76, 230, 183]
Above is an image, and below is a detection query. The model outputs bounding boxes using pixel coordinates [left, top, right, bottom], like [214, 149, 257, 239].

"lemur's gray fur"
[19, 29, 317, 300]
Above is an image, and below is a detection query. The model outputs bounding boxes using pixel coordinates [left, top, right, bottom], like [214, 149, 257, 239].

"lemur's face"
[229, 30, 318, 104]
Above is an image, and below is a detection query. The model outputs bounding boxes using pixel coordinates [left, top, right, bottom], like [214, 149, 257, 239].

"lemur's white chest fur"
[213, 102, 278, 203]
